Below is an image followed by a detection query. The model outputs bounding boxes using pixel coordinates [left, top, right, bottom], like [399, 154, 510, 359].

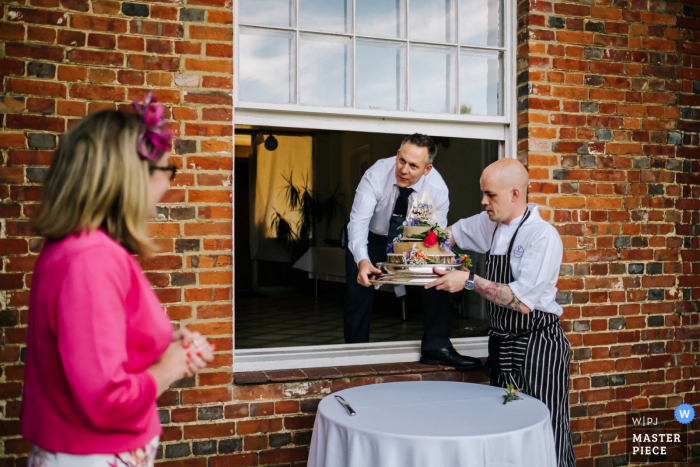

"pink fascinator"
[132, 92, 173, 161]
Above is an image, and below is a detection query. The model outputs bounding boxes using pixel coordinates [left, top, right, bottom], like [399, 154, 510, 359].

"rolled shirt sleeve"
[508, 228, 564, 312]
[348, 173, 379, 265]
[451, 211, 494, 254]
[56, 252, 158, 433]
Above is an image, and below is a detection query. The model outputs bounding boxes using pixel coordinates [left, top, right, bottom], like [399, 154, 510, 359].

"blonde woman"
[21, 94, 214, 467]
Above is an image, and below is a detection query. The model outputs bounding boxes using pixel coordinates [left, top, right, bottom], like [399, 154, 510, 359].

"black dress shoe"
[420, 347, 483, 371]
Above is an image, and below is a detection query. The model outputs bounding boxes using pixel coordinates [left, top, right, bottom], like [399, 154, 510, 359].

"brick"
[0, 59, 25, 76]
[61, 0, 89, 11]
[184, 422, 235, 440]
[0, 23, 25, 41]
[7, 115, 64, 132]
[67, 49, 124, 67]
[58, 29, 86, 47]
[58, 65, 87, 82]
[69, 84, 126, 101]
[8, 79, 64, 98]
[27, 25, 56, 42]
[130, 20, 183, 38]
[8, 7, 68, 25]
[118, 36, 145, 51]
[237, 418, 282, 436]
[189, 25, 232, 42]
[128, 55, 180, 71]
[181, 387, 231, 404]
[70, 14, 127, 33]
[0, 134, 27, 149]
[5, 42, 64, 61]
[210, 454, 256, 467]
[87, 33, 117, 49]
[185, 58, 232, 74]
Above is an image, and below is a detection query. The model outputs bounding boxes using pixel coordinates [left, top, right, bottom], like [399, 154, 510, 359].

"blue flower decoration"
[411, 218, 420, 226]
[440, 240, 452, 251]
[386, 243, 394, 253]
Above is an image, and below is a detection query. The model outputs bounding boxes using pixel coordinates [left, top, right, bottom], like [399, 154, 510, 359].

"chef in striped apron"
[426, 158, 575, 467]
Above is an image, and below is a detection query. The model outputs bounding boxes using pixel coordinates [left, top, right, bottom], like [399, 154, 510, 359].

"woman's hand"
[147, 341, 191, 397]
[183, 331, 215, 375]
[172, 327, 215, 376]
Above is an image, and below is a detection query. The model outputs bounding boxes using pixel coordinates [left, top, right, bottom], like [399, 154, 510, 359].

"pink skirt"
[28, 436, 159, 467]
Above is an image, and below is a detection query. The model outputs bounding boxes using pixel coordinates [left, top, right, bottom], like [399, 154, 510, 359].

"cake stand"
[370, 263, 462, 289]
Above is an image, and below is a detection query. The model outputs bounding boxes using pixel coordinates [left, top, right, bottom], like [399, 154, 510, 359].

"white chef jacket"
[451, 203, 563, 315]
[348, 156, 449, 265]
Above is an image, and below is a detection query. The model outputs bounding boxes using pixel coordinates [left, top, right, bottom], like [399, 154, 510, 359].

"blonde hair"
[33, 110, 156, 255]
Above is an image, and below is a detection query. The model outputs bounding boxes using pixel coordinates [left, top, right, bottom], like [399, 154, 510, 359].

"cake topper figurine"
[406, 191, 439, 224]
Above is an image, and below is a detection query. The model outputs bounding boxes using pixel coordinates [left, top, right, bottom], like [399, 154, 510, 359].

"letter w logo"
[680, 410, 691, 418]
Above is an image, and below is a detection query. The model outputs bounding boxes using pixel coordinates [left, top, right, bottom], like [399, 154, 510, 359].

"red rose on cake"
[423, 230, 438, 248]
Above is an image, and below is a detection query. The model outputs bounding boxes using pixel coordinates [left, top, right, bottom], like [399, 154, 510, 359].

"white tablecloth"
[292, 247, 346, 282]
[308, 381, 556, 467]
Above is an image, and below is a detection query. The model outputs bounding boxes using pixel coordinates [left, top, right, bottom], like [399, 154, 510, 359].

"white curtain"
[249, 135, 313, 262]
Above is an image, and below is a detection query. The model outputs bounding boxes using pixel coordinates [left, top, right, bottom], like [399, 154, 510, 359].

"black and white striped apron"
[484, 209, 576, 467]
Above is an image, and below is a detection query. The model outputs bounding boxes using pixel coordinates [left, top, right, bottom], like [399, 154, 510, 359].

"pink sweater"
[21, 229, 172, 454]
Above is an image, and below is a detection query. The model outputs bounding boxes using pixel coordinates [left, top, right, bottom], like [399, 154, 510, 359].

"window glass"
[356, 0, 406, 39]
[459, 0, 502, 47]
[410, 45, 457, 114]
[299, 34, 352, 107]
[409, 0, 456, 43]
[239, 28, 295, 104]
[356, 40, 406, 110]
[459, 49, 502, 116]
[240, 0, 295, 28]
[299, 0, 352, 33]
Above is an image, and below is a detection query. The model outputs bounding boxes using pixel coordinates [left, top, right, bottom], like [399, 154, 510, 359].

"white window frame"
[231, 0, 518, 371]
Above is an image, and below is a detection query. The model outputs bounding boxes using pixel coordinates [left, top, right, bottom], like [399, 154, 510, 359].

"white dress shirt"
[348, 157, 449, 265]
[451, 203, 563, 315]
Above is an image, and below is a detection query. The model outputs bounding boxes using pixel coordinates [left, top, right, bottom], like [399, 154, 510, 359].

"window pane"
[459, 0, 502, 47]
[299, 0, 351, 33]
[239, 0, 294, 28]
[356, 0, 406, 39]
[459, 49, 502, 116]
[409, 0, 456, 43]
[356, 40, 406, 111]
[239, 28, 295, 104]
[299, 34, 352, 107]
[409, 45, 457, 113]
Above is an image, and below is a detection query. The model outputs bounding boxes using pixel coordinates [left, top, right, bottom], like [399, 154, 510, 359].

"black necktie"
[392, 187, 413, 217]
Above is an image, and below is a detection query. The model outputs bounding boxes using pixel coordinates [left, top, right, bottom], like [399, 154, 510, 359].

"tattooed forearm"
[473, 275, 531, 314]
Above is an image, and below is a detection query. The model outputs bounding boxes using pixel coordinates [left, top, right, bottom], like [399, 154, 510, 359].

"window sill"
[233, 359, 490, 386]
[233, 336, 489, 373]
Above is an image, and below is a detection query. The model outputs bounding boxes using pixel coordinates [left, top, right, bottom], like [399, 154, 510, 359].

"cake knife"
[334, 395, 356, 416]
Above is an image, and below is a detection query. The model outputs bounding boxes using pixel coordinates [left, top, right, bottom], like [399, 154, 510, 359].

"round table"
[308, 381, 557, 467]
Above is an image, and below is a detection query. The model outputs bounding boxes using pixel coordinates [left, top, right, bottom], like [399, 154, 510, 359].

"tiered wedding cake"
[386, 193, 470, 267]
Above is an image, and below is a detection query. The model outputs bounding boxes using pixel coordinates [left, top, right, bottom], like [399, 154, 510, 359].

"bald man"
[426, 159, 575, 467]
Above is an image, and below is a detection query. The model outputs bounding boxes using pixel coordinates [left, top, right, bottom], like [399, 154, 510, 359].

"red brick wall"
[0, 0, 237, 463]
[516, 0, 699, 464]
[0, 0, 698, 466]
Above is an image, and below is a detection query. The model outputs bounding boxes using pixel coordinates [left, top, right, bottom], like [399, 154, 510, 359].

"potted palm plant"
[270, 171, 342, 260]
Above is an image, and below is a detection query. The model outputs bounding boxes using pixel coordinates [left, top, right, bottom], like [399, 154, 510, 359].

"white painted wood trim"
[236, 107, 506, 140]
[233, 336, 489, 372]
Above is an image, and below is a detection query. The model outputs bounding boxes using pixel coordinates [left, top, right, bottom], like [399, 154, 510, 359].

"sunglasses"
[149, 165, 177, 181]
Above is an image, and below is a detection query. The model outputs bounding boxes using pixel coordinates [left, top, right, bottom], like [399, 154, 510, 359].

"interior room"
[234, 126, 499, 349]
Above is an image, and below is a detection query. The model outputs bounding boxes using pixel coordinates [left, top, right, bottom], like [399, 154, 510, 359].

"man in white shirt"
[345, 134, 482, 370]
[426, 158, 575, 467]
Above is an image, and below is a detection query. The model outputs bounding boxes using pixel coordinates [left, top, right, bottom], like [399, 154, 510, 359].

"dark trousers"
[344, 232, 453, 351]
